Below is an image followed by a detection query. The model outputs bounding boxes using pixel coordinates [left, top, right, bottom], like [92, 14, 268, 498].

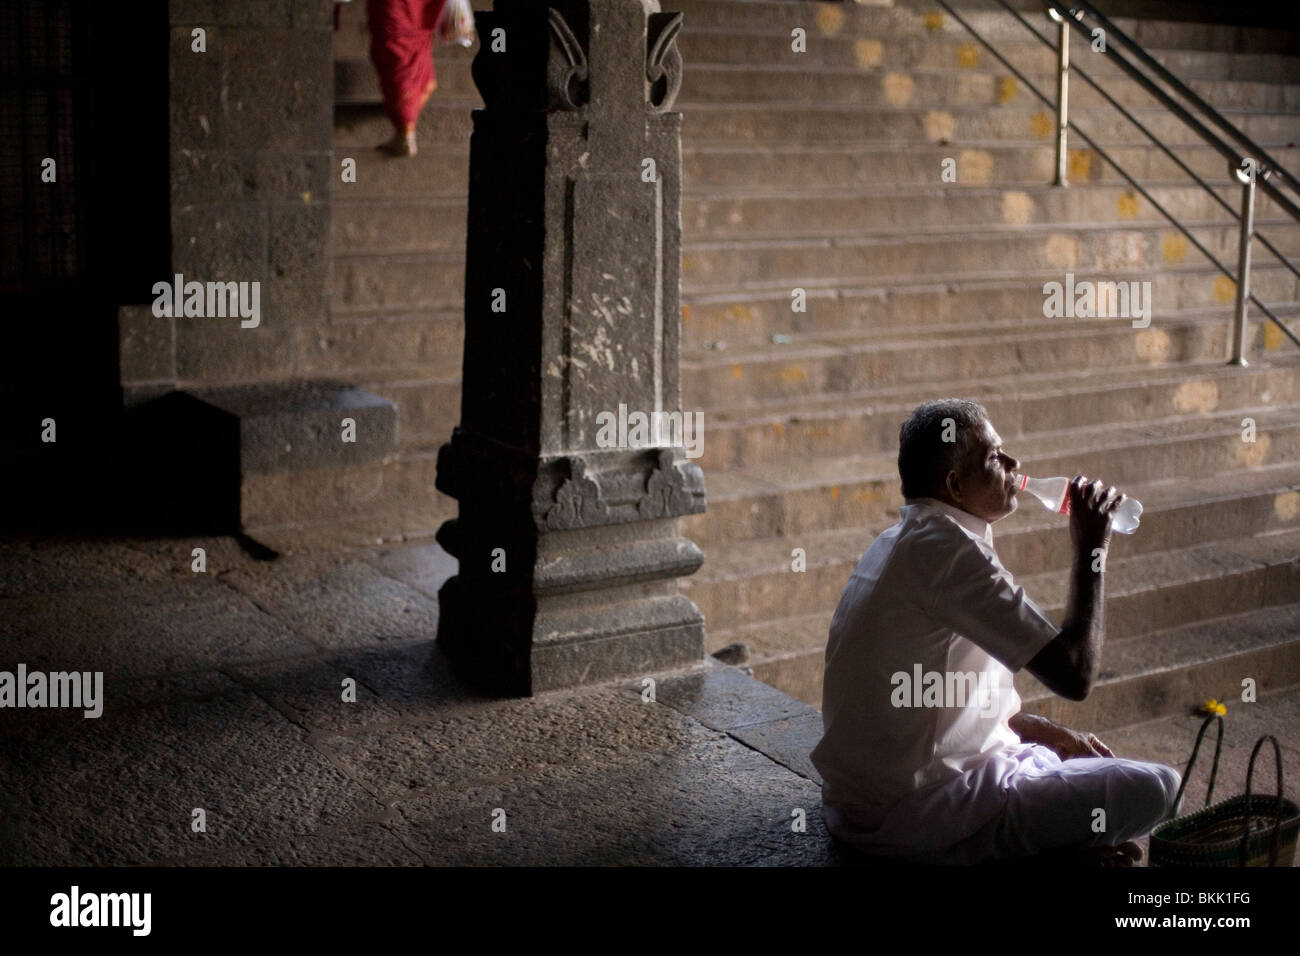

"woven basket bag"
[1150, 714, 1299, 867]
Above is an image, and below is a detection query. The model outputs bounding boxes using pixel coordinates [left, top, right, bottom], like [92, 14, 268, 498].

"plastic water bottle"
[1018, 475, 1143, 534]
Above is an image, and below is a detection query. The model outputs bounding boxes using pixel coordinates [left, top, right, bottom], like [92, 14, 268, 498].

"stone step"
[1018, 601, 1300, 731]
[698, 356, 1300, 471]
[682, 313, 1281, 410]
[247, 509, 444, 555]
[890, 0, 1300, 55]
[682, 405, 1300, 546]
[679, 141, 1300, 192]
[679, 268, 1300, 349]
[330, 97, 1300, 151]
[319, 311, 1297, 454]
[1029, 533, 1300, 726]
[1149, 49, 1300, 84]
[678, 187, 1300, 242]
[329, 219, 1300, 312]
[333, 0, 1300, 63]
[312, 310, 1268, 429]
[242, 449, 456, 552]
[332, 197, 467, 256]
[306, 315, 1300, 455]
[332, 185, 1300, 254]
[673, 0, 933, 39]
[712, 607, 835, 706]
[681, 287, 1300, 356]
[360, 376, 461, 452]
[330, 249, 464, 311]
[678, 102, 1300, 147]
[304, 310, 1297, 455]
[302, 310, 463, 382]
[320, 302, 1297, 441]
[1067, 634, 1300, 761]
[330, 140, 470, 199]
[331, 101, 477, 150]
[328, 139, 1300, 200]
[675, 67, 1300, 114]
[719, 599, 1300, 730]
[664, 1, 1298, 55]
[686, 472, 1300, 632]
[334, 51, 1300, 113]
[667, 27, 1300, 83]
[678, 221, 1300, 292]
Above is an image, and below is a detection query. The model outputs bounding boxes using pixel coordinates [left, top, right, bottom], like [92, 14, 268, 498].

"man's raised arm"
[1023, 476, 1125, 701]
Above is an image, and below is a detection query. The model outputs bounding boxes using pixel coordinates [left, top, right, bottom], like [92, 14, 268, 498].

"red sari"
[367, 0, 450, 130]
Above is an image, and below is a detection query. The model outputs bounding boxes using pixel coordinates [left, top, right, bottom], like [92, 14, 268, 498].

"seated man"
[811, 399, 1181, 865]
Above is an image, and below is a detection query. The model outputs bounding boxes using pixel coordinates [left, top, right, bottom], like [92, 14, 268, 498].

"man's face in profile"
[952, 419, 1021, 524]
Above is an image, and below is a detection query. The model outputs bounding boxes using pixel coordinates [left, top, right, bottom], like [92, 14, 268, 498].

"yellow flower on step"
[1201, 699, 1227, 717]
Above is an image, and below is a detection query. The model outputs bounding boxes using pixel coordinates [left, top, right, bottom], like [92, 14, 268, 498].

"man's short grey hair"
[898, 399, 990, 500]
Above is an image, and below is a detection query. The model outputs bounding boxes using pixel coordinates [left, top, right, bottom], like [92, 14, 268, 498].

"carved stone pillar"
[435, 0, 705, 694]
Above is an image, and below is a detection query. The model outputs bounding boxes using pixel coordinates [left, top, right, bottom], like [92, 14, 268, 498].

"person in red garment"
[367, 0, 450, 157]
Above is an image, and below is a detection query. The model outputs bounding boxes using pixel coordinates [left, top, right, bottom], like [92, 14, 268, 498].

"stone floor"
[1, 534, 1296, 866]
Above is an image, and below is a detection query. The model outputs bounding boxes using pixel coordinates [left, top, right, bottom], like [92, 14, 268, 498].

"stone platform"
[1, 534, 1296, 866]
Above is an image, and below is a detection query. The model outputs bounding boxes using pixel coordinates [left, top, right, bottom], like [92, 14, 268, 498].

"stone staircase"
[330, 0, 1300, 728]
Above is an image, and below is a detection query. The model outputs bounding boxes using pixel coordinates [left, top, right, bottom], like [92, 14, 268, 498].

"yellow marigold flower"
[1201, 699, 1227, 716]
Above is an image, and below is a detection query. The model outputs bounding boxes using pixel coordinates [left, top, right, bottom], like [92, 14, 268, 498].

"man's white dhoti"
[822, 742, 1181, 865]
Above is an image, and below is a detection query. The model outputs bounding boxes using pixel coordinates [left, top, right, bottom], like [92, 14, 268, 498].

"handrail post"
[1053, 13, 1069, 186]
[1229, 161, 1257, 366]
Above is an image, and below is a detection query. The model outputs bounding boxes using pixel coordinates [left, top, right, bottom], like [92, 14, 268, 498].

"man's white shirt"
[811, 497, 1061, 837]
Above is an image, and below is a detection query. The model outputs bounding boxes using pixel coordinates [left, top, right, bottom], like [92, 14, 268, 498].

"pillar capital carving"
[472, 1, 682, 114]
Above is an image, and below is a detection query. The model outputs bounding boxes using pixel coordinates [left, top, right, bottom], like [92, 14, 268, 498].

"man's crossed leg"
[825, 745, 1181, 866]
[932, 746, 1181, 865]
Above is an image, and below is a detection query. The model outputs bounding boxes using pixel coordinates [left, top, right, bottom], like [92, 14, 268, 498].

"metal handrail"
[1044, 1, 1300, 360]
[1072, 3, 1300, 202]
[1049, 27, 1300, 288]
[1045, 3, 1300, 225]
[931, 0, 1300, 360]
[1001, 1, 1300, 290]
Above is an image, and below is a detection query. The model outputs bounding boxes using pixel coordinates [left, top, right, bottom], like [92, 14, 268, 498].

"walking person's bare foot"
[378, 126, 417, 157]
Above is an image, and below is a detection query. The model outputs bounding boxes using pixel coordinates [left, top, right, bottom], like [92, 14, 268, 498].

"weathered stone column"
[435, 0, 705, 694]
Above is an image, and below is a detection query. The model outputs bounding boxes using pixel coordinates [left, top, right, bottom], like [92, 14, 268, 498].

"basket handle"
[1171, 713, 1224, 815]
[1239, 734, 1286, 867]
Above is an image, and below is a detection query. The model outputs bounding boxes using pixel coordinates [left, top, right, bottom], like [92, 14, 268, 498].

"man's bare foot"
[982, 841, 1144, 867]
[1044, 841, 1143, 867]
[1097, 842, 1143, 866]
[377, 128, 417, 157]
[1071, 842, 1144, 868]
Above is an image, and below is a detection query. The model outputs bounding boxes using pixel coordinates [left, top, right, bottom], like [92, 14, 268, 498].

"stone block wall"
[120, 0, 335, 403]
